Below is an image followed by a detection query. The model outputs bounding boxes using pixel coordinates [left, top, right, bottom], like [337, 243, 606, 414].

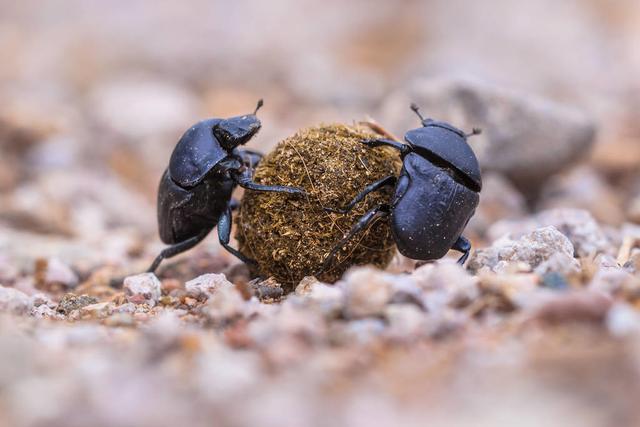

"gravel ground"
[2, 1, 640, 426]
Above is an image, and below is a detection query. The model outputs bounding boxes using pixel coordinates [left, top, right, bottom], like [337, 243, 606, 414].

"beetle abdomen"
[391, 154, 478, 260]
[157, 169, 233, 243]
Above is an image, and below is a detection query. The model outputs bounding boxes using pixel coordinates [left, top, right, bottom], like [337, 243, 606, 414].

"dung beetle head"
[214, 99, 264, 151]
[405, 103, 482, 192]
[410, 103, 481, 138]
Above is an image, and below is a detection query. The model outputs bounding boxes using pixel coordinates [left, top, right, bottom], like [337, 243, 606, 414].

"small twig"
[359, 117, 401, 142]
[617, 236, 637, 265]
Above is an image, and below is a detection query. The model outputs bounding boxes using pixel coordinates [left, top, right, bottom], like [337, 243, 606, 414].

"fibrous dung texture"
[237, 124, 401, 289]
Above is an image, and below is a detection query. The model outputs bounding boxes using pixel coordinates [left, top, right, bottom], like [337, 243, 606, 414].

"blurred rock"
[202, 286, 245, 324]
[606, 303, 640, 337]
[340, 267, 393, 319]
[295, 277, 343, 317]
[124, 273, 161, 307]
[34, 257, 79, 291]
[539, 167, 624, 225]
[477, 272, 543, 312]
[0, 170, 154, 238]
[588, 267, 638, 296]
[89, 75, 198, 139]
[185, 273, 234, 300]
[0, 100, 64, 191]
[0, 255, 18, 285]
[533, 291, 612, 325]
[467, 172, 528, 236]
[488, 208, 614, 258]
[0, 286, 31, 314]
[627, 195, 640, 224]
[56, 293, 98, 315]
[384, 304, 427, 338]
[411, 261, 478, 311]
[250, 277, 284, 302]
[591, 128, 640, 175]
[79, 302, 113, 319]
[30, 304, 59, 319]
[469, 226, 579, 275]
[337, 318, 386, 345]
[381, 76, 596, 196]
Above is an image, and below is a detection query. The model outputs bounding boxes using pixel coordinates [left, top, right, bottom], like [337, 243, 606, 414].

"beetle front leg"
[361, 138, 411, 155]
[231, 168, 306, 196]
[325, 175, 396, 214]
[452, 235, 472, 265]
[235, 149, 263, 170]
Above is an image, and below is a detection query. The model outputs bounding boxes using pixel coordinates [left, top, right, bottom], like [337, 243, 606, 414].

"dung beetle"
[148, 100, 304, 273]
[321, 103, 481, 270]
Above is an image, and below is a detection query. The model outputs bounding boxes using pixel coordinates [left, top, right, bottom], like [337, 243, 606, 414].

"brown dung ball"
[236, 123, 401, 290]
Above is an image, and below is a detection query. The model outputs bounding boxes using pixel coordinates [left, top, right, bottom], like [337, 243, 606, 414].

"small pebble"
[185, 273, 234, 300]
[123, 273, 162, 307]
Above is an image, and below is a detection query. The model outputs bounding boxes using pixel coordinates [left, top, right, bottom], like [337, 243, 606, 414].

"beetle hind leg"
[318, 204, 390, 275]
[452, 235, 472, 265]
[217, 205, 257, 266]
[325, 175, 396, 214]
[147, 229, 211, 274]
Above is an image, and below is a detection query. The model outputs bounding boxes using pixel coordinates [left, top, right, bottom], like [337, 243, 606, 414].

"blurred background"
[1, 0, 639, 269]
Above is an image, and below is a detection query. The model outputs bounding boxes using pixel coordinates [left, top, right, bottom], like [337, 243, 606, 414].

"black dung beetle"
[148, 100, 304, 273]
[321, 103, 481, 270]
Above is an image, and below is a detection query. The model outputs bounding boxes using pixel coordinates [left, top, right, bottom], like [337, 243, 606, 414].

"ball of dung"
[236, 123, 401, 290]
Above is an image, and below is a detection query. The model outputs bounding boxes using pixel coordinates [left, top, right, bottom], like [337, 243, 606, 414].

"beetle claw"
[291, 188, 307, 198]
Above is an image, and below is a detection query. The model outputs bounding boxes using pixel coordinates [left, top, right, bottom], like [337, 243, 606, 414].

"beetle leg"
[361, 138, 411, 155]
[232, 168, 306, 196]
[235, 149, 263, 170]
[452, 235, 472, 265]
[217, 205, 257, 266]
[325, 175, 396, 214]
[318, 204, 391, 275]
[147, 229, 211, 273]
[229, 198, 240, 211]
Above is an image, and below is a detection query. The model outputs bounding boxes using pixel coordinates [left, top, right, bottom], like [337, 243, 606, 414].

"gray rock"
[30, 304, 60, 319]
[56, 293, 98, 315]
[80, 302, 113, 319]
[380, 76, 596, 195]
[123, 273, 162, 307]
[469, 226, 579, 275]
[488, 208, 613, 258]
[185, 273, 234, 300]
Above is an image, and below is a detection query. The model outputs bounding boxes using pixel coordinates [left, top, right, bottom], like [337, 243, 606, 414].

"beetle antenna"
[253, 99, 264, 115]
[466, 128, 482, 138]
[410, 103, 425, 121]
